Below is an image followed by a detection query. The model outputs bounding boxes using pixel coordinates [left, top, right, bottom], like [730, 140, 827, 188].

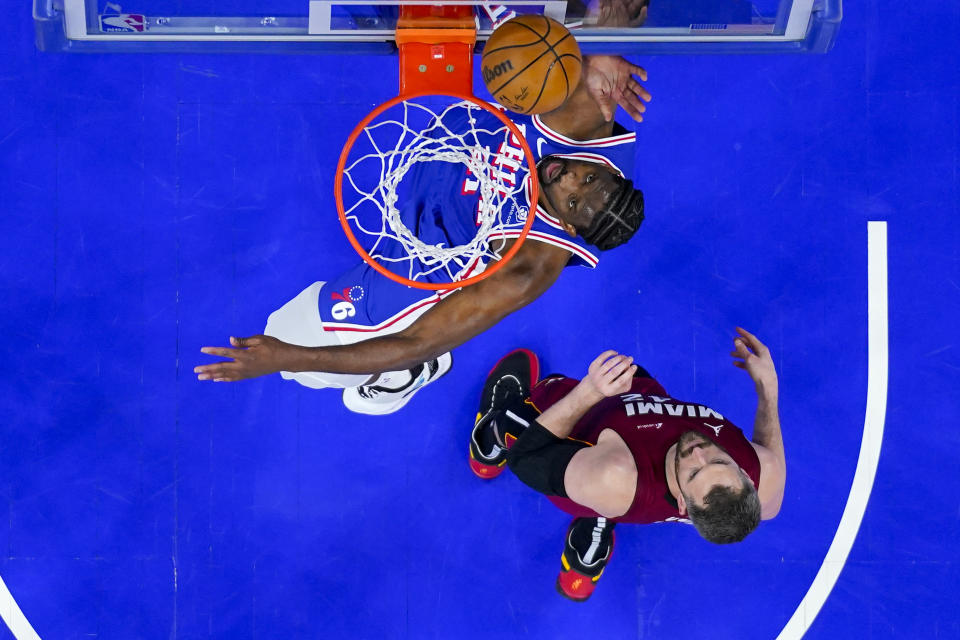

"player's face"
[674, 431, 746, 510]
[536, 157, 621, 230]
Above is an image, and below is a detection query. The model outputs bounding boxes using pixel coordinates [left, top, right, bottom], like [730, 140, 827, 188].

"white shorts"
[263, 281, 371, 389]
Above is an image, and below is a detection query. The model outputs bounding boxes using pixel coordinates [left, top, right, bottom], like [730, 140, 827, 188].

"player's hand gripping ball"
[481, 15, 582, 115]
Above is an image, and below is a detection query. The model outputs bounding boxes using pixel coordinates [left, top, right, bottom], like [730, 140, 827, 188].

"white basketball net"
[340, 98, 532, 284]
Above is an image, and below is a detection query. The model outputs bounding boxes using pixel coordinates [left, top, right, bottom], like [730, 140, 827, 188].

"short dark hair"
[685, 477, 761, 544]
[578, 177, 645, 251]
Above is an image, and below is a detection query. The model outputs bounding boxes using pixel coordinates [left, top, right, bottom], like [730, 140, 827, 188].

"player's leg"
[341, 353, 453, 415]
[556, 516, 616, 602]
[468, 348, 540, 478]
[263, 281, 371, 389]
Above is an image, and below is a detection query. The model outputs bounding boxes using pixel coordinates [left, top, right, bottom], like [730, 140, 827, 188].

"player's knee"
[505, 420, 588, 498]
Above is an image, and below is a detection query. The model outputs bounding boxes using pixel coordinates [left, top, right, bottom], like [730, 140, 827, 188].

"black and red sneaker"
[556, 517, 616, 602]
[468, 348, 540, 479]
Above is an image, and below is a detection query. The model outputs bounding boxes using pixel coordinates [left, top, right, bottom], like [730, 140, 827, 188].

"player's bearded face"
[674, 431, 743, 508]
[536, 156, 620, 229]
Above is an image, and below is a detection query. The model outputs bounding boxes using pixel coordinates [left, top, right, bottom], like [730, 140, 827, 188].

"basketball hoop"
[334, 6, 539, 291]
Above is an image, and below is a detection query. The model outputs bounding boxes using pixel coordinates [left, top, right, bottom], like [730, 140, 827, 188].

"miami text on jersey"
[620, 393, 725, 420]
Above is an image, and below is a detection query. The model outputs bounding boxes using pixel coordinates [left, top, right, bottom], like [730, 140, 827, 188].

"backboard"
[35, 0, 841, 54]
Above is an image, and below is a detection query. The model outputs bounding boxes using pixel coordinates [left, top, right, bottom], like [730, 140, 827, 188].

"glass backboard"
[34, 0, 841, 54]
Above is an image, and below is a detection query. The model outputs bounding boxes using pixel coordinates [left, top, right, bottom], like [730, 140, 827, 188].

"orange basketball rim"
[334, 5, 539, 291]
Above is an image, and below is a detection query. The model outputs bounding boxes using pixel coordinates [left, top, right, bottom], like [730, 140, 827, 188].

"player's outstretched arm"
[540, 56, 651, 140]
[195, 240, 572, 382]
[731, 327, 786, 519]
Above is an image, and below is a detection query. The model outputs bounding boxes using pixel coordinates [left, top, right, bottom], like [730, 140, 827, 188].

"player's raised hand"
[195, 335, 291, 382]
[730, 327, 778, 395]
[583, 350, 637, 399]
[583, 56, 651, 122]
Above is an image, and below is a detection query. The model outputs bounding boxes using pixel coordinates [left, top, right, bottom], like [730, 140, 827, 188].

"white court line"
[0, 575, 41, 640]
[776, 221, 889, 639]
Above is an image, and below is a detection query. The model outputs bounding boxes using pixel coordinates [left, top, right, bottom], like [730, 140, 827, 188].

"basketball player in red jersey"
[468, 327, 786, 601]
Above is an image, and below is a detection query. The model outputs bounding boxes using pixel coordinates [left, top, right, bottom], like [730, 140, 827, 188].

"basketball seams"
[481, 15, 581, 115]
[538, 33, 580, 110]
[482, 16, 552, 56]
[488, 52, 557, 101]
[488, 37, 578, 112]
[485, 18, 555, 97]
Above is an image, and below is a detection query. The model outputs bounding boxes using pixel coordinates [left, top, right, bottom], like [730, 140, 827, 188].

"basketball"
[481, 15, 582, 115]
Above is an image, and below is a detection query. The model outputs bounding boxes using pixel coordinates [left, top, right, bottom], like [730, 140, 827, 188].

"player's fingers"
[732, 361, 746, 369]
[605, 355, 634, 379]
[599, 355, 628, 379]
[735, 326, 759, 344]
[628, 63, 648, 83]
[199, 346, 245, 359]
[611, 364, 637, 392]
[599, 354, 626, 375]
[629, 5, 648, 27]
[735, 327, 768, 354]
[614, 357, 636, 379]
[199, 346, 241, 359]
[195, 363, 234, 380]
[590, 350, 619, 371]
[231, 335, 263, 348]
[619, 91, 647, 121]
[630, 77, 651, 102]
[732, 338, 752, 359]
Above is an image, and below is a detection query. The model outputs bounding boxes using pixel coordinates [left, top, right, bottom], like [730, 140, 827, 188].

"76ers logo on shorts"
[330, 286, 364, 320]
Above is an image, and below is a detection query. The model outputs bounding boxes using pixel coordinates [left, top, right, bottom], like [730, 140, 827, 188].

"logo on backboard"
[100, 13, 146, 32]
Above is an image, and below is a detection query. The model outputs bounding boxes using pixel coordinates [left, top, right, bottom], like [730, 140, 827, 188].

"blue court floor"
[1, 2, 957, 638]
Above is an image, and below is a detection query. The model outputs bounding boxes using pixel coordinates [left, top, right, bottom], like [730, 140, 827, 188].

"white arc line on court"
[776, 221, 889, 639]
[0, 574, 41, 640]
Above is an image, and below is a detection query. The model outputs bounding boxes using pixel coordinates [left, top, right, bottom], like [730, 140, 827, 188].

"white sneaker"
[342, 353, 453, 415]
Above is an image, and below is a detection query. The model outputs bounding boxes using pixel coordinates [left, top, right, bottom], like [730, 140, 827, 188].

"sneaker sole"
[555, 574, 595, 602]
[468, 443, 507, 479]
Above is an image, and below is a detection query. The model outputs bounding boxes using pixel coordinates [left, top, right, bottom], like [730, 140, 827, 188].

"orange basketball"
[481, 15, 582, 115]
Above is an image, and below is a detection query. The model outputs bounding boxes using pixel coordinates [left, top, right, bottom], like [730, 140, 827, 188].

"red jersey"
[528, 375, 761, 525]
